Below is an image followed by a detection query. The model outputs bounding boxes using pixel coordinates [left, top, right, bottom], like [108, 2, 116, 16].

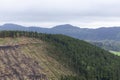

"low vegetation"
[110, 51, 120, 56]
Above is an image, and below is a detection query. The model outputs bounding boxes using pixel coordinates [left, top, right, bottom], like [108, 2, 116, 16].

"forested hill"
[1, 23, 120, 41]
[0, 31, 120, 80]
[1, 23, 120, 52]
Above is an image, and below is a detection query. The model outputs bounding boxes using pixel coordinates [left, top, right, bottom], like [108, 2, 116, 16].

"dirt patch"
[0, 46, 48, 80]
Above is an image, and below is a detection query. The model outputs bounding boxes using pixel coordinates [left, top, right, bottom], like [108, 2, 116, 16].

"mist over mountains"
[1, 23, 120, 41]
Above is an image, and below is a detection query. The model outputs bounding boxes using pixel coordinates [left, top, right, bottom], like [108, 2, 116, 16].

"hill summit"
[0, 31, 119, 80]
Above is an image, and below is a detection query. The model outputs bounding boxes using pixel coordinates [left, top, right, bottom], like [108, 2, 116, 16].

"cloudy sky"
[0, 0, 120, 28]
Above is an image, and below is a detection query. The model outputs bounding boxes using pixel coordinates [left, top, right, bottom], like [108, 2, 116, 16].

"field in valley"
[110, 51, 120, 56]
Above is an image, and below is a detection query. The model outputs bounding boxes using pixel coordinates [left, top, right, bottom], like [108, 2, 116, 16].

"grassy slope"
[110, 51, 120, 56]
[0, 37, 74, 80]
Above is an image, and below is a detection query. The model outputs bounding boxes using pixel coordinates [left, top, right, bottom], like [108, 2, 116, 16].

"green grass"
[110, 51, 120, 56]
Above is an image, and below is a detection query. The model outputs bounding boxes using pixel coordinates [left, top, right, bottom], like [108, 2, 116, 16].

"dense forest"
[0, 31, 120, 80]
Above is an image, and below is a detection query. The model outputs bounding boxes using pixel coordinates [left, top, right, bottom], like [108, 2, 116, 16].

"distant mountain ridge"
[1, 23, 120, 41]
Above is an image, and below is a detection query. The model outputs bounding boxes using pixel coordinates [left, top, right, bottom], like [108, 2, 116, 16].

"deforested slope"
[0, 31, 119, 80]
[0, 37, 74, 80]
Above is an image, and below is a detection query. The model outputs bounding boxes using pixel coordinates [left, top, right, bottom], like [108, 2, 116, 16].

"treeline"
[0, 31, 39, 38]
[0, 31, 120, 80]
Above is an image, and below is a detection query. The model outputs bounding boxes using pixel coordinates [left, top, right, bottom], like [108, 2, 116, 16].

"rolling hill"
[0, 37, 74, 80]
[1, 23, 120, 41]
[0, 31, 119, 80]
[1, 23, 120, 52]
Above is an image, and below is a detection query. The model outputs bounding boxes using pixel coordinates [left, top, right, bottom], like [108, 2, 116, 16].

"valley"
[0, 0, 120, 79]
[110, 51, 120, 56]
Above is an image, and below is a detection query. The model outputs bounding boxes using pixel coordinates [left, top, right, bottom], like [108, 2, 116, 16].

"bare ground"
[0, 46, 48, 80]
[0, 38, 74, 80]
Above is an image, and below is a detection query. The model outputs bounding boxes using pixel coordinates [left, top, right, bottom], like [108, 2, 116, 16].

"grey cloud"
[0, 0, 120, 28]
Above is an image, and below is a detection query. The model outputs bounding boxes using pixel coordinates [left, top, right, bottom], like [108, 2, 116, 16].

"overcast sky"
[0, 0, 120, 28]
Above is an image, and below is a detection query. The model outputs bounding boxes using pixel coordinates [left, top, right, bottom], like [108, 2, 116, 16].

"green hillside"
[0, 31, 119, 80]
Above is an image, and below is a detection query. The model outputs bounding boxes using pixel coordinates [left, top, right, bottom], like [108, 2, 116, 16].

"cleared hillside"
[0, 37, 74, 80]
[0, 31, 120, 80]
